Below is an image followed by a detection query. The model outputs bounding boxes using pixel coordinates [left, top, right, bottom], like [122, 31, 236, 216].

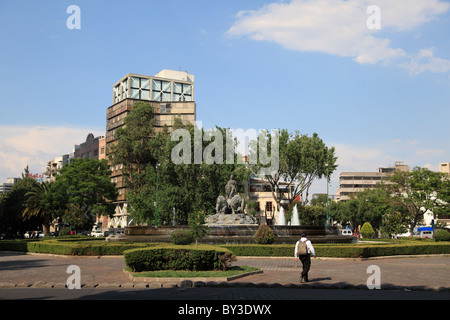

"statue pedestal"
[205, 213, 258, 225]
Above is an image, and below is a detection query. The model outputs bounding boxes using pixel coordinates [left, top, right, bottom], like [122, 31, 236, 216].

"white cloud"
[0, 125, 104, 182]
[400, 48, 450, 75]
[333, 143, 392, 173]
[227, 0, 450, 70]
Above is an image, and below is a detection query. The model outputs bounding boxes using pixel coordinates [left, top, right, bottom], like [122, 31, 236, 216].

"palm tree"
[22, 182, 55, 235]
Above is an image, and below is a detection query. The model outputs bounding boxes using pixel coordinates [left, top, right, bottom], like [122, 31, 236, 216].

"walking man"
[294, 233, 316, 282]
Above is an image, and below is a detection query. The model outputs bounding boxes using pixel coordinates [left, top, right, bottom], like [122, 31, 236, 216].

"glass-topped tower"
[106, 69, 196, 227]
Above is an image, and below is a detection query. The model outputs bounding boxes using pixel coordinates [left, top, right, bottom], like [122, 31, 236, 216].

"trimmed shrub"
[0, 239, 155, 256]
[170, 230, 195, 245]
[434, 229, 450, 242]
[253, 225, 275, 244]
[124, 245, 234, 272]
[360, 222, 375, 239]
[221, 242, 450, 258]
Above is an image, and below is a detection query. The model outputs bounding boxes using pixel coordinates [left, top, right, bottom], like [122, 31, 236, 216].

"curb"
[123, 269, 264, 284]
[1, 281, 448, 292]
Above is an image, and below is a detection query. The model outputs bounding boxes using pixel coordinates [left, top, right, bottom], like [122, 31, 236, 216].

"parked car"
[341, 229, 353, 236]
[24, 231, 44, 239]
[91, 230, 104, 237]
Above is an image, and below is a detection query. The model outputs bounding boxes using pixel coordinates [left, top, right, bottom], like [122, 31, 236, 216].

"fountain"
[120, 176, 353, 244]
[291, 204, 300, 226]
[276, 207, 286, 226]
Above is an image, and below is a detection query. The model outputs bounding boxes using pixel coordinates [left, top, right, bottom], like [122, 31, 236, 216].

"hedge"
[221, 243, 450, 258]
[170, 230, 195, 245]
[0, 239, 155, 256]
[2, 239, 449, 258]
[123, 245, 234, 272]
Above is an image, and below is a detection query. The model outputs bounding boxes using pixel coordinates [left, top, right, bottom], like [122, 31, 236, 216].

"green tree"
[0, 175, 40, 234]
[110, 101, 163, 192]
[310, 194, 328, 208]
[330, 198, 361, 229]
[22, 182, 57, 235]
[63, 203, 93, 231]
[382, 211, 408, 239]
[383, 167, 446, 236]
[122, 118, 251, 225]
[360, 222, 375, 239]
[249, 130, 338, 212]
[109, 101, 168, 225]
[298, 205, 327, 226]
[188, 211, 209, 246]
[52, 158, 117, 229]
[434, 177, 450, 220]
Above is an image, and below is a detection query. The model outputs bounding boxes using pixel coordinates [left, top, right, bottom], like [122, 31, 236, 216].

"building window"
[160, 103, 172, 114]
[266, 201, 273, 212]
[152, 80, 171, 101]
[130, 77, 150, 100]
[114, 80, 129, 103]
[173, 82, 192, 101]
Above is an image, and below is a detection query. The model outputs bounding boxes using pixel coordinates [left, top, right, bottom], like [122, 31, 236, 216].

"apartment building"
[337, 161, 410, 201]
[0, 178, 21, 194]
[74, 133, 105, 160]
[45, 154, 71, 182]
[106, 69, 196, 227]
[440, 162, 450, 175]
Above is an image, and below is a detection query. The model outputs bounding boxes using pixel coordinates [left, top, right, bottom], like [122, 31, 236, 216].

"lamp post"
[155, 163, 160, 227]
[325, 163, 330, 227]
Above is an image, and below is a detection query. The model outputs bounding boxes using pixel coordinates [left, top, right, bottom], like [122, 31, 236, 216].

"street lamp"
[325, 163, 330, 227]
[155, 163, 160, 227]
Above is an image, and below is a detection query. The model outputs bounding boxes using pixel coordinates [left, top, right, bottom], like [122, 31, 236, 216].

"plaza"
[0, 252, 449, 299]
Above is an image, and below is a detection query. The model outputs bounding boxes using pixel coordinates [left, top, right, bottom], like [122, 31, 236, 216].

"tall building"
[440, 162, 450, 175]
[337, 161, 410, 201]
[105, 69, 196, 227]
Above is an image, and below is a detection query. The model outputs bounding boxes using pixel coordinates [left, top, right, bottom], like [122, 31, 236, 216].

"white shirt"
[294, 237, 316, 258]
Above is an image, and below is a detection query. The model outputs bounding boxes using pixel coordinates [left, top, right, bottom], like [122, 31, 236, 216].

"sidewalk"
[0, 252, 449, 292]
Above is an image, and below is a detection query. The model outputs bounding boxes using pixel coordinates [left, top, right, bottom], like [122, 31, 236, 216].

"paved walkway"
[0, 252, 449, 292]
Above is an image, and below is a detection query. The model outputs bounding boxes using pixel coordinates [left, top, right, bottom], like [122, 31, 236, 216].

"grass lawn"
[129, 266, 259, 278]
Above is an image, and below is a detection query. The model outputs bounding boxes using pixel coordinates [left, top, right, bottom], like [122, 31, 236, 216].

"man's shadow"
[308, 277, 332, 282]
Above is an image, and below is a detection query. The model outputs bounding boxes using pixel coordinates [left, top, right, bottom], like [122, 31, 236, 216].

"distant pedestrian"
[294, 233, 316, 283]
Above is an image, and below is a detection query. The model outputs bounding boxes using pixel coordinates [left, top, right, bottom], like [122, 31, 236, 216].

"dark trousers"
[299, 254, 311, 280]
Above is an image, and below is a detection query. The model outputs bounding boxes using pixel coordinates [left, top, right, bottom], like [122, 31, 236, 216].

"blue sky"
[0, 0, 449, 196]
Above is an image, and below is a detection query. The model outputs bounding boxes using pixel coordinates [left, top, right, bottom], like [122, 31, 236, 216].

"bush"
[0, 238, 155, 255]
[253, 225, 275, 244]
[434, 229, 450, 242]
[170, 230, 194, 245]
[123, 245, 234, 272]
[222, 242, 450, 258]
[360, 222, 375, 239]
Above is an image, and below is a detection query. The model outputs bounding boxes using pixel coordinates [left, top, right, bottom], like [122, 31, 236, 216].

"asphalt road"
[1, 287, 449, 300]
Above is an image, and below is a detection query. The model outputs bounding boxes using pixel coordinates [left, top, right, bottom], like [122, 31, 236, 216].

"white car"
[24, 231, 44, 238]
[91, 230, 104, 238]
[341, 229, 353, 236]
